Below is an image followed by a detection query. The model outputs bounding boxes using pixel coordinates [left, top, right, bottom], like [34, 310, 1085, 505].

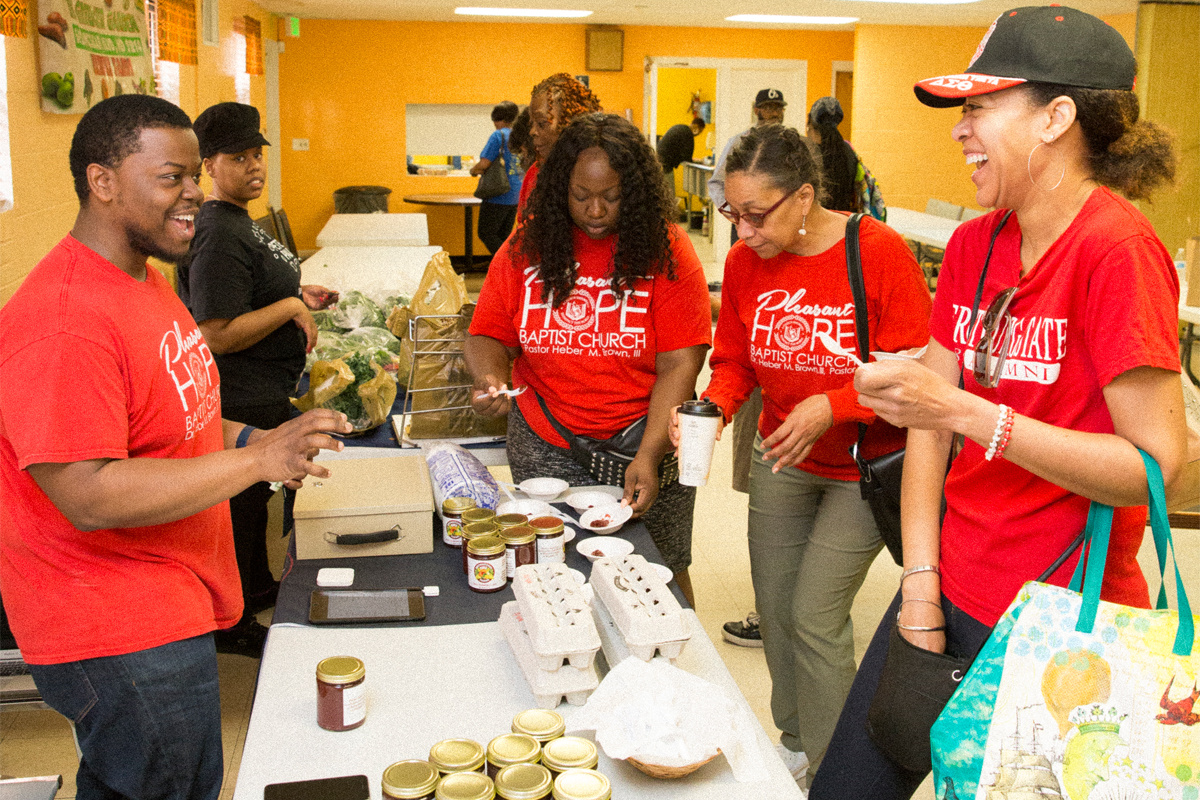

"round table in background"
[402, 193, 483, 271]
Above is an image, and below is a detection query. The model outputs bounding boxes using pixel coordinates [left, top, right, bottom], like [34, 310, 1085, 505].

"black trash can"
[333, 185, 392, 214]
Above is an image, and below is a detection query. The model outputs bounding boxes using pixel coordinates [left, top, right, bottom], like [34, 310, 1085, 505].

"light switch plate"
[292, 138, 310, 151]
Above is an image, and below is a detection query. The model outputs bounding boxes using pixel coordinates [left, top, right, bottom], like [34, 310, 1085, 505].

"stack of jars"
[380, 709, 611, 800]
[439, 500, 570, 595]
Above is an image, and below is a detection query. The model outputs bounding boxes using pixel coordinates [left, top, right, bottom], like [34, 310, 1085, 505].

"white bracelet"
[900, 564, 939, 583]
[985, 404, 1011, 461]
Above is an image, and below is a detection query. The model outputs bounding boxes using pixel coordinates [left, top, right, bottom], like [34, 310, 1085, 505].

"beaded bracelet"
[985, 405, 1014, 461]
[993, 412, 1015, 460]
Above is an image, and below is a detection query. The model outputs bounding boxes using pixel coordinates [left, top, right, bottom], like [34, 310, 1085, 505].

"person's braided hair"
[530, 73, 601, 138]
[726, 123, 825, 201]
[514, 113, 677, 308]
[1025, 84, 1175, 201]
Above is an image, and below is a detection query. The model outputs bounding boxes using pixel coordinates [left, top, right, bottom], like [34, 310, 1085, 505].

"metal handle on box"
[323, 525, 403, 546]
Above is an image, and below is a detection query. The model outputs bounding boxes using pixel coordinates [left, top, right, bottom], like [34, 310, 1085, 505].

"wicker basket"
[625, 750, 720, 779]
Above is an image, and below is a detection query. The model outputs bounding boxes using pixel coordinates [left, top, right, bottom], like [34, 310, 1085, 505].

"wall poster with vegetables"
[36, 0, 154, 114]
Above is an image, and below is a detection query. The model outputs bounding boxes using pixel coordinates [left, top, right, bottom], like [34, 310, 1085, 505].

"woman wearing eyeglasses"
[673, 123, 931, 783]
[814, 8, 1185, 798]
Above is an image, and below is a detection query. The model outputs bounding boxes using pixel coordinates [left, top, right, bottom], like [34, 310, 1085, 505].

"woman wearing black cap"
[177, 102, 336, 655]
[813, 7, 1185, 797]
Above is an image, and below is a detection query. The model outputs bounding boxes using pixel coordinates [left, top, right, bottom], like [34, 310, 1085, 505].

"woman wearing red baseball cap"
[813, 7, 1185, 797]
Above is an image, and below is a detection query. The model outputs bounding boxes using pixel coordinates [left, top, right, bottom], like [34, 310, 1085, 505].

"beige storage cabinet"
[294, 456, 434, 560]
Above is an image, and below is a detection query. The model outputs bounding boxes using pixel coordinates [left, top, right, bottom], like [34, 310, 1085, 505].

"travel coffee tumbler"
[677, 399, 722, 487]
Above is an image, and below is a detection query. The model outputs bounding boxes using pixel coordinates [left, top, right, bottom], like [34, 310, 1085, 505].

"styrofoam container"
[589, 555, 689, 653]
[500, 602, 598, 709]
[512, 564, 601, 671]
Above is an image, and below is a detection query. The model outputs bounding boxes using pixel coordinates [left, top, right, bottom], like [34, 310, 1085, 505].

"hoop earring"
[1027, 141, 1065, 192]
[798, 213, 807, 236]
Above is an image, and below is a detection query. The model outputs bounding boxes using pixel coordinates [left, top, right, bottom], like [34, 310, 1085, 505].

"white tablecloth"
[886, 207, 962, 250]
[316, 214, 430, 248]
[300, 246, 442, 297]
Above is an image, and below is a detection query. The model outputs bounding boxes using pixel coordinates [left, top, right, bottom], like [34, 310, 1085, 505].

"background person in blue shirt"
[471, 101, 523, 254]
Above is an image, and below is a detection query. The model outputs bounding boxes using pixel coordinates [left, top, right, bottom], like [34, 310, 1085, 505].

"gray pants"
[747, 435, 882, 775]
[730, 387, 763, 494]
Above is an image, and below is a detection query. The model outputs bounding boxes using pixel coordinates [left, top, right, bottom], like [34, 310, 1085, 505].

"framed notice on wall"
[35, 0, 154, 115]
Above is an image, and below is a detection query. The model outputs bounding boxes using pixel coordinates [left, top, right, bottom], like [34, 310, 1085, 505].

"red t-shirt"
[932, 189, 1179, 626]
[469, 225, 712, 447]
[0, 237, 242, 664]
[517, 161, 539, 214]
[704, 214, 932, 480]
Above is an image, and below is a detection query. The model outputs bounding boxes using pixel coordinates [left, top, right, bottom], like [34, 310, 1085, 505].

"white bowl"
[565, 490, 624, 512]
[519, 477, 570, 502]
[565, 485, 623, 503]
[579, 504, 633, 535]
[648, 563, 673, 584]
[496, 499, 556, 518]
[576, 536, 635, 563]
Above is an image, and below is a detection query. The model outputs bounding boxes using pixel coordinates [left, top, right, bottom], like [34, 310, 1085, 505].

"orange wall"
[1, 0, 273, 303]
[277, 20, 854, 253]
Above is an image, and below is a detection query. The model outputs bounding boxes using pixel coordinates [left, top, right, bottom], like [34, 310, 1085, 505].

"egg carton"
[588, 555, 690, 654]
[499, 602, 598, 709]
[591, 591, 689, 663]
[512, 564, 601, 671]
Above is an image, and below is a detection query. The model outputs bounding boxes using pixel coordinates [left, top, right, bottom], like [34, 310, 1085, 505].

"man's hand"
[248, 410, 352, 488]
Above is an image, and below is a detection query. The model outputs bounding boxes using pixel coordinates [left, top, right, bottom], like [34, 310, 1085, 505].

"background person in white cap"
[813, 7, 1184, 797]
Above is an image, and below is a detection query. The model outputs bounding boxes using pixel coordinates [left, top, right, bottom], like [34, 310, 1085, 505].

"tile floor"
[2, 230, 1196, 799]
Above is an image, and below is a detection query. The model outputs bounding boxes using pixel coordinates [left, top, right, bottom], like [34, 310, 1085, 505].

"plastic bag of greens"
[292, 352, 397, 433]
[380, 294, 411, 320]
[312, 309, 349, 333]
[330, 290, 386, 329]
[305, 330, 348, 373]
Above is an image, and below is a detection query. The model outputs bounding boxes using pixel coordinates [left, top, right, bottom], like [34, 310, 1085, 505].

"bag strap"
[843, 214, 874, 468]
[1069, 449, 1193, 656]
[534, 390, 579, 448]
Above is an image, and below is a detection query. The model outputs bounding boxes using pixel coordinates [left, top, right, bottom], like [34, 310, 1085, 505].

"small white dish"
[568, 568, 586, 585]
[576, 536, 635, 563]
[563, 526, 576, 544]
[519, 477, 570, 502]
[648, 563, 673, 584]
[496, 499, 556, 518]
[565, 485, 623, 503]
[565, 490, 623, 512]
[579, 504, 633, 535]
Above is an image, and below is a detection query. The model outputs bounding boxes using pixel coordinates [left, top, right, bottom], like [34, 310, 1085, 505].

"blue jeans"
[29, 634, 223, 800]
[810, 591, 991, 800]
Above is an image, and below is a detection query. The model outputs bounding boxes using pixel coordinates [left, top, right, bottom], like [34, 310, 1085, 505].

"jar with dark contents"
[494, 763, 553, 800]
[511, 709, 565, 744]
[429, 738, 486, 776]
[461, 521, 500, 574]
[434, 770, 495, 800]
[467, 534, 507, 593]
[539, 737, 597, 778]
[528, 516, 565, 565]
[441, 496, 476, 547]
[499, 526, 537, 578]
[382, 759, 440, 800]
[551, 769, 609, 800]
[315, 656, 366, 731]
[494, 513, 530, 530]
[486, 733, 541, 778]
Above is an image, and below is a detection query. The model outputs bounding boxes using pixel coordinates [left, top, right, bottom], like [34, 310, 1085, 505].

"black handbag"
[535, 393, 679, 488]
[474, 148, 510, 200]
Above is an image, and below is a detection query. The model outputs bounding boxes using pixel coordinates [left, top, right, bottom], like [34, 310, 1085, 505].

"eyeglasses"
[717, 189, 797, 229]
[972, 286, 1017, 388]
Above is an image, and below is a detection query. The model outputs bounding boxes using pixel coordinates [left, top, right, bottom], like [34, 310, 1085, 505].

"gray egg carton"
[512, 563, 601, 671]
[588, 555, 690, 658]
[591, 591, 688, 663]
[499, 601, 598, 709]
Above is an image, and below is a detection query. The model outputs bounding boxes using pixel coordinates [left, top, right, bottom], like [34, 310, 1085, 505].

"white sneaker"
[775, 743, 810, 782]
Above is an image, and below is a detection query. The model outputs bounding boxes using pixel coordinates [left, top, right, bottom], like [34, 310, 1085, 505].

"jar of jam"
[441, 496, 476, 547]
[315, 656, 366, 731]
[494, 513, 529, 530]
[461, 521, 500, 574]
[551, 769, 609, 800]
[494, 763, 553, 800]
[486, 733, 541, 778]
[429, 738, 486, 775]
[382, 760, 440, 800]
[467, 534, 507, 593]
[528, 516, 566, 565]
[499, 526, 537, 579]
[434, 770, 495, 800]
[462, 507, 497, 527]
[511, 709, 565, 744]
[539, 737, 597, 778]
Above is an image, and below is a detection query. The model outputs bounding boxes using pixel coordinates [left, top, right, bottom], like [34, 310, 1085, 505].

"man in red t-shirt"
[0, 96, 349, 800]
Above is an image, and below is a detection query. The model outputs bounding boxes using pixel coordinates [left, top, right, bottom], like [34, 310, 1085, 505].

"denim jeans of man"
[29, 634, 223, 800]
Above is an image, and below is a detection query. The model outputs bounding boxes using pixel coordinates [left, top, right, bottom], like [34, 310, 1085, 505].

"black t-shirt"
[177, 199, 306, 407]
[656, 124, 695, 172]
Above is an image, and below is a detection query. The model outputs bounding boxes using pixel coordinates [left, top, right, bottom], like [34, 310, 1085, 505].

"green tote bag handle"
[1068, 448, 1193, 657]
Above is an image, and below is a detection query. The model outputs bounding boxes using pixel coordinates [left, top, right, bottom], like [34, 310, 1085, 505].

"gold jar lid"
[551, 770, 610, 800]
[382, 760, 440, 799]
[487, 733, 541, 768]
[429, 738, 486, 773]
[467, 534, 506, 557]
[494, 763, 552, 800]
[494, 513, 529, 529]
[498, 525, 536, 546]
[527, 516, 564, 535]
[435, 770, 495, 800]
[511, 709, 565, 743]
[540, 737, 597, 773]
[462, 508, 496, 524]
[463, 521, 500, 537]
[316, 656, 365, 684]
[443, 496, 477, 514]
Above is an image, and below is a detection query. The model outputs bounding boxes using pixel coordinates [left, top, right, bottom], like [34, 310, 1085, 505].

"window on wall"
[145, 0, 192, 107]
[230, 16, 262, 105]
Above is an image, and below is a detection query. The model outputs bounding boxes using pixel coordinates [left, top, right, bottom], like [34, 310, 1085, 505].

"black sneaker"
[213, 618, 269, 658]
[722, 612, 763, 647]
